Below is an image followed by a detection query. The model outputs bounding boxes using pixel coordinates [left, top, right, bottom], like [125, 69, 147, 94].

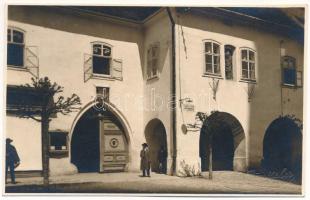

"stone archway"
[70, 105, 130, 173]
[200, 112, 246, 172]
[144, 119, 168, 173]
[263, 116, 302, 181]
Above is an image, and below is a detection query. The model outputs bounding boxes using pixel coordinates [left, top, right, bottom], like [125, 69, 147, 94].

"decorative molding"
[209, 78, 219, 100]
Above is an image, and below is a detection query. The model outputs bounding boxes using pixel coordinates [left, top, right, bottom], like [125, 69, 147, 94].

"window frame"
[49, 131, 69, 158]
[96, 86, 110, 102]
[203, 40, 222, 77]
[281, 56, 299, 87]
[224, 45, 236, 80]
[240, 47, 257, 82]
[7, 26, 26, 68]
[91, 41, 113, 77]
[146, 42, 160, 80]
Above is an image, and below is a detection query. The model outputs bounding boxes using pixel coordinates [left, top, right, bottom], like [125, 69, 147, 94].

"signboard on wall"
[183, 102, 195, 111]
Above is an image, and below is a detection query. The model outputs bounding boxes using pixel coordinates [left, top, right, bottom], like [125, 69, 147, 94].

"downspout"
[166, 7, 177, 176]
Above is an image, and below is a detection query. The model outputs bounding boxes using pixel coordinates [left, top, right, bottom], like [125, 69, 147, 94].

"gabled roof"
[68, 6, 304, 43]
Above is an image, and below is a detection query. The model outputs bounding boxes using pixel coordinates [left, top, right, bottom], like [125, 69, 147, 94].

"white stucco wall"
[142, 10, 174, 173]
[174, 11, 303, 171]
[7, 6, 145, 174]
[6, 6, 303, 175]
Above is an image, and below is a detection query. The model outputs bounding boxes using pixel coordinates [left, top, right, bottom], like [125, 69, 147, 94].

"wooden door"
[99, 118, 128, 172]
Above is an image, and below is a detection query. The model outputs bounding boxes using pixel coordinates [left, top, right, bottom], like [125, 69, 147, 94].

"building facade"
[5, 6, 303, 178]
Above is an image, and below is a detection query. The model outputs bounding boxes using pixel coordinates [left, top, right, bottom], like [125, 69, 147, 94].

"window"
[92, 43, 112, 75]
[204, 41, 221, 75]
[96, 87, 109, 102]
[225, 45, 235, 80]
[241, 48, 256, 81]
[7, 28, 25, 67]
[84, 42, 123, 82]
[6, 85, 44, 115]
[282, 56, 301, 87]
[147, 43, 160, 79]
[49, 132, 68, 151]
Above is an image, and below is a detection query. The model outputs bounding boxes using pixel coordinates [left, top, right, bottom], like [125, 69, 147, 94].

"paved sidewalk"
[5, 171, 302, 194]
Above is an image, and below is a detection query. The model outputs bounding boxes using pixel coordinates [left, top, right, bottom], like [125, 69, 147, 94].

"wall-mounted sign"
[183, 102, 195, 111]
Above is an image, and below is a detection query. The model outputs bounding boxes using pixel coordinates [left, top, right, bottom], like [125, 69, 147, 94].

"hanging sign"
[183, 102, 195, 111]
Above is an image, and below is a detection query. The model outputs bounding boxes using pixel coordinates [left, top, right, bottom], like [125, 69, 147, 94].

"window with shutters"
[84, 42, 123, 82]
[282, 56, 302, 87]
[204, 40, 221, 76]
[146, 42, 160, 80]
[7, 26, 39, 78]
[240, 48, 256, 82]
[7, 27, 25, 67]
[92, 43, 112, 75]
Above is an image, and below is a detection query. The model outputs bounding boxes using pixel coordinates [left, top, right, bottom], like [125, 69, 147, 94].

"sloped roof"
[70, 6, 304, 42]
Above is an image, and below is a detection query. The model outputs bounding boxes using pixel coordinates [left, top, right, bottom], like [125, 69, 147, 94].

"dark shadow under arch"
[144, 119, 168, 173]
[262, 117, 302, 182]
[200, 112, 246, 172]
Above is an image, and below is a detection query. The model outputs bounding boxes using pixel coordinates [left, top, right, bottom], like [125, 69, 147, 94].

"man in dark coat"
[140, 143, 151, 177]
[6, 138, 20, 184]
[158, 145, 167, 174]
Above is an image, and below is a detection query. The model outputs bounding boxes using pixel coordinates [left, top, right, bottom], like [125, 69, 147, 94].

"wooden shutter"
[84, 53, 93, 82]
[25, 46, 39, 78]
[152, 44, 160, 77]
[112, 58, 123, 81]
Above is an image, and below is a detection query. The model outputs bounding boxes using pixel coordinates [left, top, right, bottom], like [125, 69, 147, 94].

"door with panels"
[99, 116, 129, 172]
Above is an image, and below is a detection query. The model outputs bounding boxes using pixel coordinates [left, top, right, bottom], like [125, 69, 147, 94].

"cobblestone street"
[5, 171, 302, 194]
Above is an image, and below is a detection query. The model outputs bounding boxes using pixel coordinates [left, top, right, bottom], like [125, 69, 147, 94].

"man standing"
[158, 145, 167, 174]
[6, 138, 20, 184]
[140, 143, 151, 177]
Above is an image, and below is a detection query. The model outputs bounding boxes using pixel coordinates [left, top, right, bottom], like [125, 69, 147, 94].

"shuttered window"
[147, 43, 160, 79]
[84, 42, 123, 82]
[7, 28, 25, 67]
[92, 43, 111, 75]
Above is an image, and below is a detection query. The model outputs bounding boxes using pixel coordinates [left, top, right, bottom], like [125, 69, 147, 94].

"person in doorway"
[158, 145, 167, 174]
[140, 143, 151, 177]
[5, 138, 20, 184]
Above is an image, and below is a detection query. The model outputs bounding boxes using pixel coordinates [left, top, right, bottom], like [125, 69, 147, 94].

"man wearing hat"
[140, 143, 151, 177]
[6, 138, 20, 184]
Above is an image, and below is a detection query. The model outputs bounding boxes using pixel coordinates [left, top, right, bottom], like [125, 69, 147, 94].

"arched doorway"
[144, 119, 168, 173]
[263, 116, 302, 181]
[200, 112, 246, 172]
[71, 107, 129, 173]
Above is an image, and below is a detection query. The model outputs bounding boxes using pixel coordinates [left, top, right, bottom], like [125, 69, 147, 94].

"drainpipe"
[166, 7, 177, 176]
